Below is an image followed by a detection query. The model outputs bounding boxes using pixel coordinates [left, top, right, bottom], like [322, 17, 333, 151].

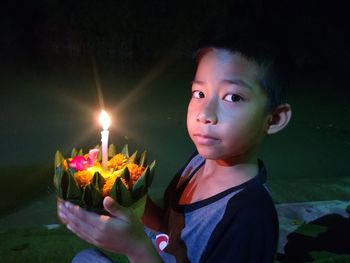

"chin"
[196, 146, 222, 160]
[196, 145, 250, 164]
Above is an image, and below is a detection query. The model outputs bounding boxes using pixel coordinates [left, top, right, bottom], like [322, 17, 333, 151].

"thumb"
[103, 196, 129, 222]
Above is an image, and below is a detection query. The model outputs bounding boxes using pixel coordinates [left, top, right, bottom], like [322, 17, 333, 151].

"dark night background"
[0, 1, 349, 261]
[0, 0, 349, 201]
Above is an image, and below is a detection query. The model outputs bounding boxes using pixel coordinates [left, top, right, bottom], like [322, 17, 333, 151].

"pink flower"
[87, 149, 99, 165]
[69, 149, 99, 171]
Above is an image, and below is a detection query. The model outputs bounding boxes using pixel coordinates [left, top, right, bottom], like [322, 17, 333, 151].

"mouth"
[193, 133, 220, 145]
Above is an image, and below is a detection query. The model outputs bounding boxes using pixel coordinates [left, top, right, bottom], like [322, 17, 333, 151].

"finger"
[64, 204, 127, 247]
[63, 205, 101, 244]
[57, 201, 68, 224]
[64, 201, 105, 227]
[63, 205, 96, 232]
[63, 201, 127, 233]
[103, 197, 129, 223]
[66, 222, 97, 245]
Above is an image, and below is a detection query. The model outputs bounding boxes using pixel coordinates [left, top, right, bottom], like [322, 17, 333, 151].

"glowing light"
[99, 110, 111, 130]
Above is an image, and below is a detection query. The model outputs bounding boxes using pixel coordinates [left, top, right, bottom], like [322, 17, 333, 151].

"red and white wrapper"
[155, 233, 169, 252]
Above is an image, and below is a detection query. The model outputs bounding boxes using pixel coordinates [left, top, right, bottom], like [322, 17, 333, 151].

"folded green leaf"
[148, 160, 156, 187]
[108, 144, 117, 157]
[139, 150, 147, 167]
[71, 148, 78, 158]
[109, 177, 133, 207]
[108, 178, 118, 202]
[91, 187, 103, 208]
[78, 148, 83, 156]
[66, 172, 81, 203]
[149, 160, 156, 172]
[54, 150, 64, 169]
[121, 144, 129, 157]
[92, 172, 105, 190]
[129, 195, 147, 219]
[82, 184, 93, 207]
[126, 151, 138, 164]
[118, 178, 133, 206]
[59, 170, 69, 199]
[54, 162, 63, 188]
[82, 184, 103, 209]
[121, 167, 131, 189]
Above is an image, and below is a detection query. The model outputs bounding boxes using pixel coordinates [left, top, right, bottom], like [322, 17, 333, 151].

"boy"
[58, 40, 292, 262]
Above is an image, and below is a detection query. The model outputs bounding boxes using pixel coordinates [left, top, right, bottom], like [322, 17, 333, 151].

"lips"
[193, 133, 220, 145]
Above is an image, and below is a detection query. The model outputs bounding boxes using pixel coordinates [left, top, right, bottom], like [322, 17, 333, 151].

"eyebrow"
[191, 79, 253, 90]
[191, 80, 204, 85]
[223, 79, 253, 90]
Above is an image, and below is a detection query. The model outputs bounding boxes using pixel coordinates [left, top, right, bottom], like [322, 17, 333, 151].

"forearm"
[127, 235, 163, 263]
[141, 195, 165, 231]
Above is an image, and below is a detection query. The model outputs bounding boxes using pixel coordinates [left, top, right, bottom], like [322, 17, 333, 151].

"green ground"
[1, 223, 349, 263]
[0, 226, 129, 263]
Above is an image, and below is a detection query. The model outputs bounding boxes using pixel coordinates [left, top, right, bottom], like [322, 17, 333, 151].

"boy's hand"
[58, 197, 161, 263]
[57, 198, 67, 225]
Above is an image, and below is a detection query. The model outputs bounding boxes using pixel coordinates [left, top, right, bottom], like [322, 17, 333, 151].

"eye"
[192, 90, 205, 99]
[223, 94, 244, 103]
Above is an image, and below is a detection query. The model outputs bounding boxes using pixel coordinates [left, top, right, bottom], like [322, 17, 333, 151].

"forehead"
[195, 49, 260, 88]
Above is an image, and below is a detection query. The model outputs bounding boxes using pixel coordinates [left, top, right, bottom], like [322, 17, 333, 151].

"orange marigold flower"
[94, 161, 101, 167]
[126, 164, 145, 185]
[109, 154, 128, 170]
[63, 159, 69, 170]
[102, 177, 115, 197]
[74, 170, 93, 188]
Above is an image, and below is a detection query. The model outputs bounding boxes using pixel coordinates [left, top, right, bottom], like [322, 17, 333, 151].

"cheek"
[186, 103, 195, 133]
[220, 111, 265, 143]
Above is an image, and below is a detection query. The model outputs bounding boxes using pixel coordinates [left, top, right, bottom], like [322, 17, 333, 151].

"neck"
[178, 156, 260, 204]
[201, 158, 259, 187]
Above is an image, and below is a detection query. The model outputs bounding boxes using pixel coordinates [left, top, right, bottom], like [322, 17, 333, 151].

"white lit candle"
[99, 110, 111, 170]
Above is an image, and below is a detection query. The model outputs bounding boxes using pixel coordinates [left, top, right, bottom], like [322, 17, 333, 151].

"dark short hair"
[193, 35, 291, 112]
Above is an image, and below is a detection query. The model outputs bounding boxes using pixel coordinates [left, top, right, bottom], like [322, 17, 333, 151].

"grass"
[0, 226, 129, 263]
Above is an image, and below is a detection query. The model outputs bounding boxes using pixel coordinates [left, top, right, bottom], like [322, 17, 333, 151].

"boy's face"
[187, 49, 271, 164]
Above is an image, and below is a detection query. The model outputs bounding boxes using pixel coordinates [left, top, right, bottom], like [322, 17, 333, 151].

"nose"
[196, 100, 218, 125]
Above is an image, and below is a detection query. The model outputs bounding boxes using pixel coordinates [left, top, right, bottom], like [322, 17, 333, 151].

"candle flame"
[99, 110, 111, 130]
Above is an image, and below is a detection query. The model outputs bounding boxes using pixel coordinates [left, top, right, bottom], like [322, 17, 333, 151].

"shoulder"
[226, 184, 278, 222]
[200, 186, 279, 262]
[209, 184, 279, 243]
[213, 185, 279, 251]
[232, 184, 275, 208]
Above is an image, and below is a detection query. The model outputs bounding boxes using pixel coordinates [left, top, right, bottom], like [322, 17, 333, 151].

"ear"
[266, 104, 292, 135]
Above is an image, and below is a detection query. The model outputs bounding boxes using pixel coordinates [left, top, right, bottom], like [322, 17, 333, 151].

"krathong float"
[53, 110, 155, 215]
